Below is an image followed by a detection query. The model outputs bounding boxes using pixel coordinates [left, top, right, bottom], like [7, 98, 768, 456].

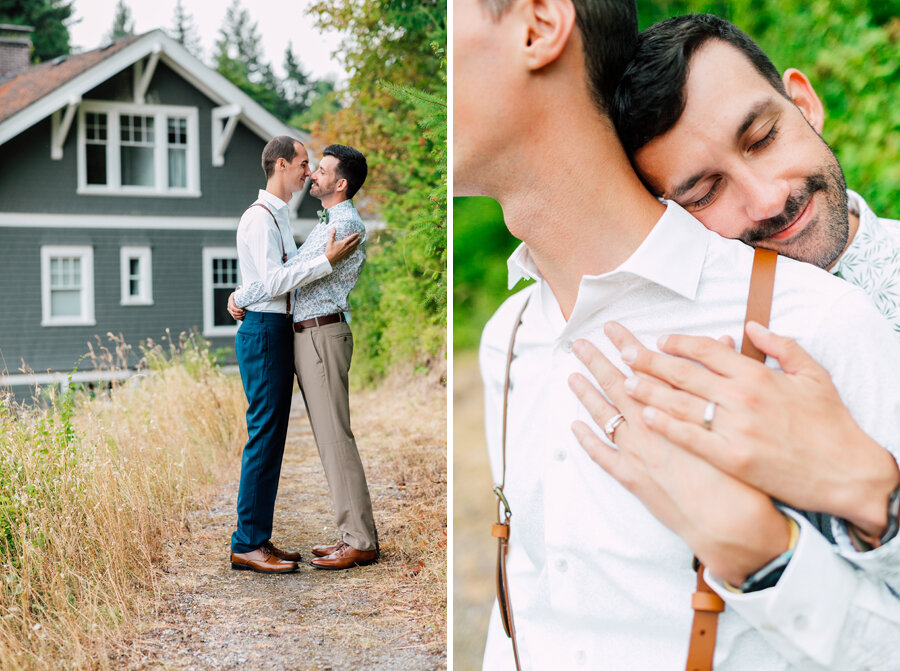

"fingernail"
[624, 377, 638, 393]
[643, 406, 656, 423]
[657, 335, 669, 348]
[746, 321, 769, 335]
[620, 346, 637, 364]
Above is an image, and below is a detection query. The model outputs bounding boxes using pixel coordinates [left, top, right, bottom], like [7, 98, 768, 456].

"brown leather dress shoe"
[231, 546, 299, 574]
[262, 540, 302, 562]
[309, 542, 378, 570]
[311, 540, 343, 557]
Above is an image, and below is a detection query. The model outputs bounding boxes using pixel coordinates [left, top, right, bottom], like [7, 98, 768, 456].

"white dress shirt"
[235, 189, 332, 313]
[480, 201, 900, 670]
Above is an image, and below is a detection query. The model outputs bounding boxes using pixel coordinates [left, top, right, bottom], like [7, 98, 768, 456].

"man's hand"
[600, 320, 900, 541]
[227, 292, 246, 321]
[324, 228, 361, 265]
[568, 334, 793, 585]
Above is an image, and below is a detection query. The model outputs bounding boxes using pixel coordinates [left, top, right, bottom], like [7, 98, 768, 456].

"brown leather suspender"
[493, 296, 531, 670]
[685, 247, 778, 671]
[245, 202, 291, 313]
[495, 247, 778, 671]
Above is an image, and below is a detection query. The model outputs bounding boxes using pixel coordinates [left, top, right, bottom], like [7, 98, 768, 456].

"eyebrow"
[668, 97, 780, 200]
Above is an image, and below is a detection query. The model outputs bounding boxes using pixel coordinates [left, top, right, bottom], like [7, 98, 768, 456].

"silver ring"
[702, 401, 716, 430]
[603, 413, 626, 441]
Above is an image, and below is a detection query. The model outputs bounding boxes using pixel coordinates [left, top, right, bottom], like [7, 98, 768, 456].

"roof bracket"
[50, 98, 80, 160]
[212, 104, 241, 167]
[133, 46, 161, 104]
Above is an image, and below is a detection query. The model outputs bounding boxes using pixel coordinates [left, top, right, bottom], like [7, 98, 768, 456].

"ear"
[522, 0, 576, 70]
[782, 68, 824, 133]
[335, 177, 348, 195]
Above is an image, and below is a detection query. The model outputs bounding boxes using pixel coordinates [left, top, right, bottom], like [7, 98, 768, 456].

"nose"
[741, 169, 791, 222]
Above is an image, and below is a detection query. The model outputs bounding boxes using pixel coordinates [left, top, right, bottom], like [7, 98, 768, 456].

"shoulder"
[238, 203, 272, 232]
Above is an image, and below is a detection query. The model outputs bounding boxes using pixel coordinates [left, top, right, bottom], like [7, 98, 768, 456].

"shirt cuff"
[312, 253, 332, 278]
[705, 510, 857, 666]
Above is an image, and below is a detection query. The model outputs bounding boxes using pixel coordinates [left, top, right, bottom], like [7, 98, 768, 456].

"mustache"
[740, 173, 829, 244]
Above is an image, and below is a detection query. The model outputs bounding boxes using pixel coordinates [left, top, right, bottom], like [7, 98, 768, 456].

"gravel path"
[111, 384, 446, 671]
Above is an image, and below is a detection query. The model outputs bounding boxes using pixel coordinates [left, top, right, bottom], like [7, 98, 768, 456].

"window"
[77, 102, 200, 197]
[41, 246, 95, 326]
[202, 248, 241, 337]
[120, 246, 153, 305]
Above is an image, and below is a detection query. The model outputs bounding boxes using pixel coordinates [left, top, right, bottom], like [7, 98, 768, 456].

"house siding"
[0, 61, 269, 215]
[0, 226, 240, 375]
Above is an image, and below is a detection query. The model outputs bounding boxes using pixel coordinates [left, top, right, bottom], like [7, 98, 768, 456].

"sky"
[68, 0, 348, 82]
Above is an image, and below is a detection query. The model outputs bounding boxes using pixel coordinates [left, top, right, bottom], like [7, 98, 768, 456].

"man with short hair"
[229, 136, 361, 574]
[581, 13, 900, 583]
[455, 0, 900, 668]
[231, 144, 378, 570]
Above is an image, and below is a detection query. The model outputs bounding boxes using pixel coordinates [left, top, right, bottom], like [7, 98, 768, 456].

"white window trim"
[120, 246, 153, 306]
[76, 100, 201, 198]
[202, 247, 240, 337]
[41, 245, 96, 327]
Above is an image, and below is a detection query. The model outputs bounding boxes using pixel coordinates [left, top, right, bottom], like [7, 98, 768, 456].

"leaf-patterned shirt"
[233, 199, 367, 321]
[831, 190, 900, 335]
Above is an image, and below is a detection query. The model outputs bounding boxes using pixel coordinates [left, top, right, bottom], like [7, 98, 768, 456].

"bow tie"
[317, 209, 329, 224]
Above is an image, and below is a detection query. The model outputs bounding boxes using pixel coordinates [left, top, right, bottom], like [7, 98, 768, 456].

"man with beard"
[456, 0, 900, 667]
[230, 144, 378, 570]
[573, 13, 900, 580]
[229, 137, 362, 574]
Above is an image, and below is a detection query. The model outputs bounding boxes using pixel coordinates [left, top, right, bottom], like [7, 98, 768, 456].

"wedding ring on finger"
[702, 401, 717, 430]
[603, 413, 626, 441]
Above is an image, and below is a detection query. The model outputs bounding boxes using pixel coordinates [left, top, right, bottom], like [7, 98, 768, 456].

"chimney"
[0, 24, 34, 80]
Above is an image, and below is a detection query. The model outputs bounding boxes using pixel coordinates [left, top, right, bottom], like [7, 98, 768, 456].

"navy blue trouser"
[231, 310, 295, 553]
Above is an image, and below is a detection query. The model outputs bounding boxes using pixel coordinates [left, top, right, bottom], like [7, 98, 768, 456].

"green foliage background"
[309, 0, 447, 383]
[453, 0, 900, 351]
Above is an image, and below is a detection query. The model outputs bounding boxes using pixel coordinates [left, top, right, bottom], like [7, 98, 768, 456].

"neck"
[492, 117, 664, 319]
[265, 180, 292, 206]
[320, 193, 348, 210]
[827, 209, 860, 270]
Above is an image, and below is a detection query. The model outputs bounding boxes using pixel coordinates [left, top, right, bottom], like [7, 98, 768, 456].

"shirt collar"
[845, 188, 878, 239]
[257, 189, 289, 211]
[505, 200, 709, 301]
[327, 199, 354, 215]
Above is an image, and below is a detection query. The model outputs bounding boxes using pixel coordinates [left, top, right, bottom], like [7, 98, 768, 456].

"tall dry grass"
[0, 333, 245, 670]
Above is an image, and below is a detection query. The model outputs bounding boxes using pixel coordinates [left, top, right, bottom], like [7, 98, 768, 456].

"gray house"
[0, 26, 323, 397]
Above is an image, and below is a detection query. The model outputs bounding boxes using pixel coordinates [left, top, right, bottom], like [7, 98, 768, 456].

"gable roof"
[0, 34, 143, 124]
[0, 29, 306, 148]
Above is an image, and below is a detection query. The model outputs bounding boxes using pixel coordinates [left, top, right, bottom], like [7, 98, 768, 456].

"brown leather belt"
[293, 312, 346, 332]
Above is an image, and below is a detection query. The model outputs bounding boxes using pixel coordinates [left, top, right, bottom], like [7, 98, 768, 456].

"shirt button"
[561, 340, 573, 353]
[555, 558, 568, 573]
[554, 449, 567, 462]
[574, 650, 587, 665]
[793, 614, 808, 631]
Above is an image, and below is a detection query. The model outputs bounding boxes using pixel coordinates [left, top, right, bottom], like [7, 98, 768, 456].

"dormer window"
[77, 102, 200, 197]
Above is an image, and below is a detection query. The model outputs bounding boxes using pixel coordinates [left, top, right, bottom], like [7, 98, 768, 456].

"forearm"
[233, 281, 270, 309]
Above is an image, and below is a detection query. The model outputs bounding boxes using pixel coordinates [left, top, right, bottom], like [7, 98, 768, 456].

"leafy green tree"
[168, 0, 201, 58]
[0, 0, 73, 63]
[307, 0, 447, 382]
[105, 0, 134, 42]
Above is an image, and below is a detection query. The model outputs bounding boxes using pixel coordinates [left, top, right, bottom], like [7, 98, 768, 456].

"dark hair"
[262, 136, 303, 179]
[613, 14, 789, 156]
[480, 0, 638, 115]
[322, 144, 368, 199]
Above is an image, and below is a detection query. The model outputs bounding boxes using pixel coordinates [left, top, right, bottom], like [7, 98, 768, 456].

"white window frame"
[76, 101, 201, 197]
[41, 245, 95, 327]
[202, 247, 241, 337]
[120, 246, 153, 306]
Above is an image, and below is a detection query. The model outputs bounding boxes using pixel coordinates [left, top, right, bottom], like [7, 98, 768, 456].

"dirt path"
[111, 377, 446, 671]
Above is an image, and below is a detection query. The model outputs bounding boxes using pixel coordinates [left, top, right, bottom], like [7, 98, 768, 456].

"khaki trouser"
[293, 320, 377, 551]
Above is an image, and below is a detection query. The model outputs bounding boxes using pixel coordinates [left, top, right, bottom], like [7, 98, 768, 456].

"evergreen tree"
[105, 0, 135, 42]
[168, 0, 201, 58]
[214, 0, 282, 117]
[0, 0, 73, 63]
